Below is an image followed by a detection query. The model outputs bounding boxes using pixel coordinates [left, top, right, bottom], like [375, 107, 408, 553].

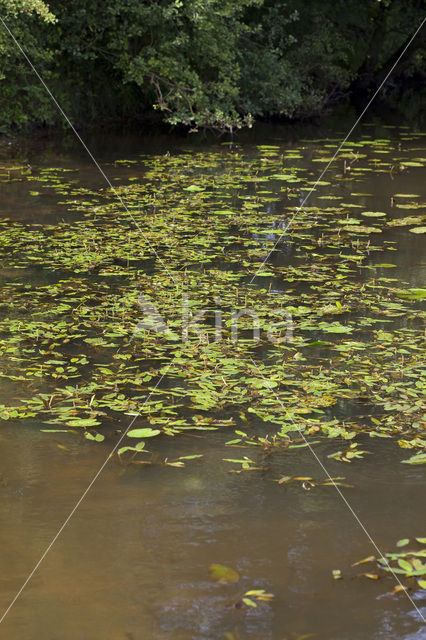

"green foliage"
[0, 0, 55, 23]
[349, 538, 426, 593]
[209, 564, 240, 584]
[117, 0, 262, 130]
[0, 0, 56, 130]
[0, 0, 424, 131]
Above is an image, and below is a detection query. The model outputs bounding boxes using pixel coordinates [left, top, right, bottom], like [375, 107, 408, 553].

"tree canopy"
[0, 0, 424, 131]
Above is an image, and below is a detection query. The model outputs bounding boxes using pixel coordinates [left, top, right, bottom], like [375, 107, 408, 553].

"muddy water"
[0, 119, 425, 639]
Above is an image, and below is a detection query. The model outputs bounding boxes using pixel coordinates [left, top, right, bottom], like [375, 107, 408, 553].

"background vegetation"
[0, 0, 424, 132]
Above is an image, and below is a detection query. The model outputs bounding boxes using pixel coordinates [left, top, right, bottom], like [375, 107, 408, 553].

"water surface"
[0, 119, 425, 639]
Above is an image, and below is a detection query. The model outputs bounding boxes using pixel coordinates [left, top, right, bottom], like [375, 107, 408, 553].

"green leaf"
[401, 452, 426, 465]
[393, 193, 419, 197]
[342, 225, 381, 234]
[409, 226, 426, 234]
[352, 555, 375, 566]
[84, 432, 105, 442]
[117, 441, 146, 456]
[242, 597, 257, 607]
[117, 446, 133, 456]
[397, 559, 413, 573]
[321, 323, 352, 334]
[127, 428, 161, 438]
[396, 539, 410, 548]
[65, 418, 100, 428]
[395, 288, 426, 300]
[184, 185, 204, 192]
[208, 564, 240, 584]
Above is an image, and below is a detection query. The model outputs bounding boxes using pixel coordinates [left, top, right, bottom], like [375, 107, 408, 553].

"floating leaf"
[242, 597, 257, 607]
[396, 539, 410, 548]
[127, 428, 161, 438]
[241, 589, 274, 606]
[392, 585, 408, 595]
[387, 215, 425, 226]
[320, 323, 352, 334]
[342, 225, 382, 233]
[84, 432, 105, 442]
[395, 288, 426, 300]
[401, 452, 426, 465]
[208, 564, 240, 584]
[397, 559, 413, 573]
[183, 185, 204, 192]
[393, 193, 419, 198]
[337, 218, 360, 225]
[361, 211, 386, 218]
[117, 442, 147, 456]
[65, 418, 101, 428]
[352, 555, 375, 566]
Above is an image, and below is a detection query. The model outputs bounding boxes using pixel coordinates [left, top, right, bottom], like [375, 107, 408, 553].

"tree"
[0, 0, 56, 130]
[0, 0, 424, 132]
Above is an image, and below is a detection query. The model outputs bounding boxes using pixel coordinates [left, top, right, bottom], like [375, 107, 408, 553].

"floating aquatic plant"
[0, 132, 424, 476]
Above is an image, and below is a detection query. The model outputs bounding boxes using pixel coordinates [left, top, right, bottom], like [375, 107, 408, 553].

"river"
[0, 115, 425, 639]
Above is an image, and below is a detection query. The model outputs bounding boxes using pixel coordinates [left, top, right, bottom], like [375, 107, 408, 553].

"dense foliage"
[0, 0, 424, 131]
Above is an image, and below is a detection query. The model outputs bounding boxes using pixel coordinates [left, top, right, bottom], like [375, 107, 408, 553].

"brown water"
[0, 119, 425, 639]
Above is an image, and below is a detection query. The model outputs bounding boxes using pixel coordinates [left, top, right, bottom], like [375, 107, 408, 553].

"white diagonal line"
[249, 16, 426, 284]
[0, 17, 181, 623]
[0, 362, 172, 625]
[247, 17, 426, 621]
[248, 357, 426, 624]
[1, 9, 425, 630]
[0, 16, 177, 284]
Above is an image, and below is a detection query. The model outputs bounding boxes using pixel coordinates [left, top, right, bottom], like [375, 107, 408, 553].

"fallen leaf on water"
[392, 585, 408, 595]
[209, 564, 240, 584]
[352, 555, 375, 566]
